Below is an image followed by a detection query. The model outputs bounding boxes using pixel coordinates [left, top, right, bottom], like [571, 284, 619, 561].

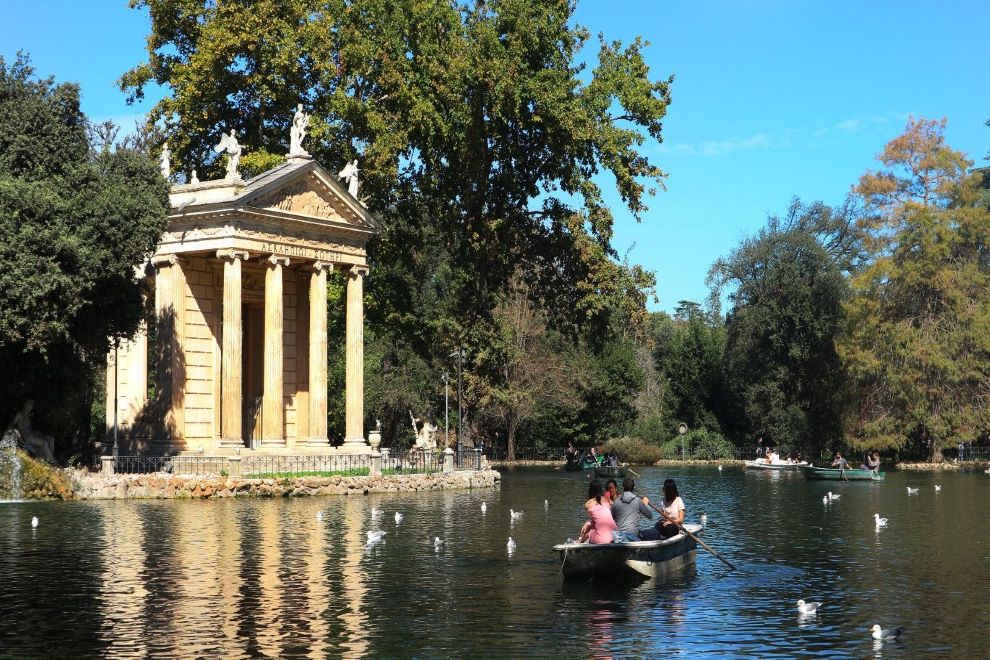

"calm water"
[1, 466, 988, 658]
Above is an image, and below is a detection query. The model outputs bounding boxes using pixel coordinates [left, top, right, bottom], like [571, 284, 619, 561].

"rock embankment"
[69, 469, 500, 500]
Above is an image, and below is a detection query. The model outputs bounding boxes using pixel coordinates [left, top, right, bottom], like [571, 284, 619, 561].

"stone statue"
[160, 142, 171, 179]
[338, 159, 360, 198]
[289, 104, 310, 156]
[6, 400, 54, 462]
[418, 419, 438, 449]
[190, 169, 199, 184]
[214, 129, 242, 180]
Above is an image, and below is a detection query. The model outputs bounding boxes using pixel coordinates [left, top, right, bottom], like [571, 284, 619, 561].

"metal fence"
[113, 455, 229, 475]
[381, 448, 444, 474]
[243, 454, 372, 478]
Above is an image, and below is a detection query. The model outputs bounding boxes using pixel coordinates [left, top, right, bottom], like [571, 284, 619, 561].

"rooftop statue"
[289, 104, 310, 157]
[214, 129, 242, 180]
[190, 169, 199, 184]
[160, 142, 171, 179]
[338, 159, 360, 198]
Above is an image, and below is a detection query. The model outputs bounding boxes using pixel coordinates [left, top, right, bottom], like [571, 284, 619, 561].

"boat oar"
[647, 501, 737, 571]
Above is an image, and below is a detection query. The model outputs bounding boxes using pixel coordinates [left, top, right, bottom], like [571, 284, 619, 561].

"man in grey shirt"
[610, 478, 654, 541]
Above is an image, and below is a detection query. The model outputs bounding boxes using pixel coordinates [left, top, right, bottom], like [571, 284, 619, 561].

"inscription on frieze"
[262, 242, 344, 262]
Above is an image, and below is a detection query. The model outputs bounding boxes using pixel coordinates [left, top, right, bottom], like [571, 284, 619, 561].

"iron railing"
[243, 454, 372, 478]
[113, 455, 228, 475]
[382, 448, 443, 474]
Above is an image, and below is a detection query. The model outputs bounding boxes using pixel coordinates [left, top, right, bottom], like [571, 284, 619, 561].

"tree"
[0, 55, 169, 455]
[839, 117, 990, 460]
[708, 201, 851, 451]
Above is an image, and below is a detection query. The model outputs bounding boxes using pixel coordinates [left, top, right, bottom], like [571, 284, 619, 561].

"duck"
[827, 492, 841, 500]
[480, 502, 487, 514]
[395, 512, 404, 524]
[510, 509, 524, 521]
[507, 537, 517, 552]
[874, 513, 888, 528]
[316, 511, 324, 522]
[934, 485, 941, 493]
[700, 512, 708, 528]
[434, 537, 444, 550]
[31, 516, 38, 528]
[796, 599, 821, 615]
[870, 624, 904, 641]
[906, 487, 919, 495]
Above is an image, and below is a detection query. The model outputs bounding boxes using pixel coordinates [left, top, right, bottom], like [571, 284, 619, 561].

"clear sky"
[3, 1, 989, 313]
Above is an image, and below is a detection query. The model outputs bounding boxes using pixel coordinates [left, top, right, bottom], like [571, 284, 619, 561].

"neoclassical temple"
[106, 149, 377, 455]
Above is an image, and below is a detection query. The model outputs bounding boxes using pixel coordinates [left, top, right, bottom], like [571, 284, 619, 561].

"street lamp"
[449, 348, 465, 453]
[441, 372, 450, 446]
[113, 338, 119, 459]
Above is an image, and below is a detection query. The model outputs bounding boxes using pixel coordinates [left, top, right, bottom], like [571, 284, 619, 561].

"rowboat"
[592, 465, 628, 479]
[553, 524, 702, 579]
[744, 459, 809, 470]
[800, 465, 885, 481]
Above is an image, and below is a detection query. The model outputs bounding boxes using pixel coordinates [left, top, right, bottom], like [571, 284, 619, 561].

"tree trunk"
[507, 417, 516, 462]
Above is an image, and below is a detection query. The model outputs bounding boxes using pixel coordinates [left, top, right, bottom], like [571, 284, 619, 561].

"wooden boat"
[553, 523, 702, 579]
[744, 459, 809, 470]
[593, 465, 628, 479]
[800, 465, 885, 481]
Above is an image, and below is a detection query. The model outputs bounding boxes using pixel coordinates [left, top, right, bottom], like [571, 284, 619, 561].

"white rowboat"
[744, 459, 809, 470]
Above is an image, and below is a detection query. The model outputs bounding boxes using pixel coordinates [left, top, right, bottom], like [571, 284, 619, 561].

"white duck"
[366, 530, 386, 547]
[434, 537, 444, 550]
[31, 516, 38, 528]
[822, 495, 829, 505]
[510, 509, 524, 521]
[827, 492, 841, 501]
[507, 537, 517, 552]
[370, 507, 383, 519]
[480, 502, 487, 514]
[934, 485, 941, 493]
[700, 512, 708, 528]
[796, 599, 821, 615]
[395, 512, 404, 524]
[906, 487, 919, 495]
[870, 624, 904, 641]
[316, 511, 324, 522]
[874, 513, 888, 528]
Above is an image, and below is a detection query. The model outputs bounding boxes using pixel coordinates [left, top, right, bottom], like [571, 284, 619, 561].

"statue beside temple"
[288, 104, 311, 157]
[214, 129, 242, 180]
[5, 400, 54, 462]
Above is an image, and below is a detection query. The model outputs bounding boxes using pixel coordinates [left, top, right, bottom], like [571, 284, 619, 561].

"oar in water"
[647, 501, 737, 571]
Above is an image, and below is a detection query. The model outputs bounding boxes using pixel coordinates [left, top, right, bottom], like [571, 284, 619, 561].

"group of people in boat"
[831, 450, 881, 471]
[564, 443, 620, 469]
[576, 477, 684, 544]
[759, 450, 804, 465]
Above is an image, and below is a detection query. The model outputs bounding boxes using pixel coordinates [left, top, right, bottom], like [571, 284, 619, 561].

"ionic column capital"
[266, 254, 291, 268]
[346, 265, 370, 278]
[151, 254, 178, 269]
[216, 249, 250, 262]
[311, 260, 334, 273]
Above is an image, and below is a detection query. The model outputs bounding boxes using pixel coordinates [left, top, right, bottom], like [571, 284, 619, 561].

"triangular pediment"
[237, 160, 378, 230]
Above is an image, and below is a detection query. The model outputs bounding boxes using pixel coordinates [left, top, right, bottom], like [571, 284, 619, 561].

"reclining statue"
[6, 400, 54, 462]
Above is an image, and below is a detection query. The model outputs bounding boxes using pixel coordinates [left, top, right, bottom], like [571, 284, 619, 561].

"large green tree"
[839, 117, 990, 460]
[123, 0, 668, 446]
[0, 55, 170, 455]
[708, 200, 853, 451]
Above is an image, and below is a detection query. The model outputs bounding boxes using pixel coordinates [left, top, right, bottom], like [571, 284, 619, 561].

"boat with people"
[553, 523, 702, 579]
[800, 465, 885, 481]
[744, 458, 809, 470]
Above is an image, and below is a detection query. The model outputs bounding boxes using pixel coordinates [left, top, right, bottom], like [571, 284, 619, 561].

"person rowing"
[639, 479, 685, 540]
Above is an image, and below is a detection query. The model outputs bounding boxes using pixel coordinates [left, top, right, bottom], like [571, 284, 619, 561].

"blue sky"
[3, 1, 989, 313]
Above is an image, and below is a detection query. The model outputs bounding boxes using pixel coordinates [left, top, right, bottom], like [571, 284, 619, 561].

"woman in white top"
[640, 479, 685, 541]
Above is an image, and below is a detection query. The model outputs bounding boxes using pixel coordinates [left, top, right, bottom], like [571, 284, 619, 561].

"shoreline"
[489, 459, 989, 472]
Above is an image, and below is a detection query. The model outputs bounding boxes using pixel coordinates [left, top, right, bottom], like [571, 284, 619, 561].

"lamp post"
[677, 422, 687, 461]
[442, 372, 450, 446]
[113, 338, 119, 459]
[449, 348, 465, 453]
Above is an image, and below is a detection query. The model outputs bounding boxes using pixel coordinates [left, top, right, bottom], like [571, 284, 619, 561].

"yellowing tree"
[839, 117, 990, 460]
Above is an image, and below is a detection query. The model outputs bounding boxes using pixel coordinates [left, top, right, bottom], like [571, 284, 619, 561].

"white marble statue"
[214, 129, 242, 180]
[338, 159, 360, 197]
[6, 399, 54, 462]
[190, 169, 199, 184]
[289, 104, 310, 156]
[160, 142, 171, 179]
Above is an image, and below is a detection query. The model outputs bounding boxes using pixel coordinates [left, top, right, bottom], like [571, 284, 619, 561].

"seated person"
[863, 451, 880, 471]
[639, 479, 685, 540]
[610, 477, 653, 542]
[603, 478, 619, 505]
[831, 450, 851, 470]
[577, 481, 618, 544]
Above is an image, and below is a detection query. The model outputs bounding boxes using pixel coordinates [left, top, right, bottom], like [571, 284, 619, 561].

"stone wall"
[70, 469, 500, 500]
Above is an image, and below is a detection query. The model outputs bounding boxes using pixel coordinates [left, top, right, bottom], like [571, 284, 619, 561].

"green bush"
[661, 429, 736, 460]
[604, 436, 663, 465]
[19, 452, 74, 500]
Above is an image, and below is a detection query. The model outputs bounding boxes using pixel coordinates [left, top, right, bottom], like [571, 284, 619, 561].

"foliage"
[707, 200, 851, 452]
[839, 117, 990, 460]
[660, 429, 735, 460]
[19, 452, 74, 499]
[0, 54, 169, 458]
[603, 436, 662, 465]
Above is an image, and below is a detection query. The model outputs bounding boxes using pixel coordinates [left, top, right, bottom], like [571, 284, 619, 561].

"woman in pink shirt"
[578, 481, 617, 544]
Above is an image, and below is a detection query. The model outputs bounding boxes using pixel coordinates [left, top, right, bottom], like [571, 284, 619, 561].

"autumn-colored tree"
[839, 117, 990, 460]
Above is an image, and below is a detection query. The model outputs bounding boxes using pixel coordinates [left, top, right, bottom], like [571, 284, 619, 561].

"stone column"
[307, 261, 332, 446]
[218, 249, 249, 448]
[342, 266, 369, 452]
[262, 255, 290, 446]
[152, 254, 184, 450]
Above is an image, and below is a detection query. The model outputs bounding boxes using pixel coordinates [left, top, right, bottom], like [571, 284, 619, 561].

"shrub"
[19, 452, 74, 500]
[661, 429, 736, 460]
[604, 436, 663, 465]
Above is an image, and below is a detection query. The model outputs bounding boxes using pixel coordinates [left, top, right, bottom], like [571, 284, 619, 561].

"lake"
[1, 465, 988, 658]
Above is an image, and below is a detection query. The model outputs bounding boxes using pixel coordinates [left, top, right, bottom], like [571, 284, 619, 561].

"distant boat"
[800, 466, 885, 481]
[592, 465, 628, 479]
[744, 459, 809, 470]
[553, 523, 702, 579]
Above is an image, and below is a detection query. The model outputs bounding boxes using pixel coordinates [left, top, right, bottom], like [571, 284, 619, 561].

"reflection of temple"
[105, 157, 377, 454]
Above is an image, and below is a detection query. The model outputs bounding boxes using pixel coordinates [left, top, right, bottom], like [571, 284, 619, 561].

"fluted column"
[343, 266, 369, 451]
[262, 255, 290, 446]
[218, 249, 249, 448]
[307, 261, 332, 446]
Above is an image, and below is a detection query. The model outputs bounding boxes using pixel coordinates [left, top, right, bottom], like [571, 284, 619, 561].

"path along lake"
[2, 466, 988, 658]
